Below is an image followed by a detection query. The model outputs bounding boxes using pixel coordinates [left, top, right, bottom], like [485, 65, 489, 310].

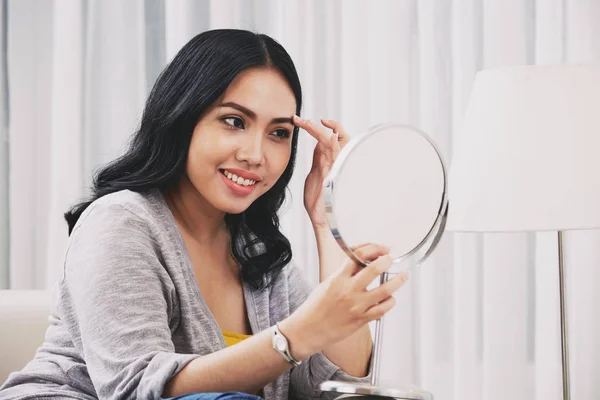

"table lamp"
[446, 65, 600, 400]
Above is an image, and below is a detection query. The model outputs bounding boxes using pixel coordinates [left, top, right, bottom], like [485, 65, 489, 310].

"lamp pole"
[558, 231, 570, 400]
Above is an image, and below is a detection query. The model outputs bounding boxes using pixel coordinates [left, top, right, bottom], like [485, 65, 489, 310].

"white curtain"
[2, 0, 599, 399]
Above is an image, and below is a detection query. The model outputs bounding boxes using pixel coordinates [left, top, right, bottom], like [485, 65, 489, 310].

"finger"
[322, 120, 342, 159]
[364, 295, 396, 321]
[321, 119, 350, 147]
[363, 272, 409, 305]
[294, 115, 331, 145]
[341, 243, 389, 276]
[352, 253, 394, 289]
[330, 131, 341, 159]
[343, 245, 391, 278]
[350, 243, 379, 252]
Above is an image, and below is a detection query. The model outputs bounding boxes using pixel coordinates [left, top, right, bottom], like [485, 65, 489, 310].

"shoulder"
[63, 190, 175, 280]
[66, 190, 176, 260]
[72, 189, 166, 236]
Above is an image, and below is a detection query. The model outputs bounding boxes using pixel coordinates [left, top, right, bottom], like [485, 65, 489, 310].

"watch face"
[275, 336, 287, 351]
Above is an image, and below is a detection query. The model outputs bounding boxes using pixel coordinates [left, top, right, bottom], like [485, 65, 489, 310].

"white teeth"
[222, 170, 257, 187]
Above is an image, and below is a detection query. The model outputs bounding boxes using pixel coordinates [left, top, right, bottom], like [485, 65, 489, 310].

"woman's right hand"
[278, 244, 409, 361]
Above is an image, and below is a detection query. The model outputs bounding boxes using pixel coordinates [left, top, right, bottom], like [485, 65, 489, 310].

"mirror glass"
[324, 124, 448, 274]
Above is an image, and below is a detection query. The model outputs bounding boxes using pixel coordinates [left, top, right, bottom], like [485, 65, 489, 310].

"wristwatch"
[272, 323, 302, 367]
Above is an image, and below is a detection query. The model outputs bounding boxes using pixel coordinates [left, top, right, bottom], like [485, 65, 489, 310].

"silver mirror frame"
[323, 123, 449, 270]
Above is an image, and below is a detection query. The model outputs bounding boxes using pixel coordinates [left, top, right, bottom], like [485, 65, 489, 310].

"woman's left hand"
[293, 115, 350, 230]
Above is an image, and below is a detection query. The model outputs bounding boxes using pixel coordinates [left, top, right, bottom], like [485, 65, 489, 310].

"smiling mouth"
[219, 169, 258, 187]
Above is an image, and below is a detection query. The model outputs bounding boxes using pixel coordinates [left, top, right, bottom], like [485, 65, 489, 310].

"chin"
[219, 200, 254, 215]
[224, 207, 249, 215]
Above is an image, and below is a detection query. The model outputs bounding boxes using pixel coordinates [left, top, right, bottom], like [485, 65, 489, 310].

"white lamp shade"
[447, 65, 600, 232]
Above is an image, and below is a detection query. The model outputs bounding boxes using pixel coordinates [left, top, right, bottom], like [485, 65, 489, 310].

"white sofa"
[0, 290, 50, 384]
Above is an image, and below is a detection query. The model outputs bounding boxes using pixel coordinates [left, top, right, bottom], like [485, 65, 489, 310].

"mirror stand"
[317, 124, 448, 400]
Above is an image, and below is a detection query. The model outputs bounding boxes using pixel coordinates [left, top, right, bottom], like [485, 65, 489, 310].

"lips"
[220, 168, 262, 182]
[219, 170, 258, 196]
[220, 169, 259, 187]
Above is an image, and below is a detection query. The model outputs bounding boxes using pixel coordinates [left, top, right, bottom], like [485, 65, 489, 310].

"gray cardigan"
[0, 189, 371, 400]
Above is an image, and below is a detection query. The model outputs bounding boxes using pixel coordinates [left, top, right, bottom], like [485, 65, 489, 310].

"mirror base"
[318, 380, 433, 400]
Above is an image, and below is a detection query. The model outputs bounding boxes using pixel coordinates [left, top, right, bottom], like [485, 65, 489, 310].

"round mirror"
[324, 124, 448, 274]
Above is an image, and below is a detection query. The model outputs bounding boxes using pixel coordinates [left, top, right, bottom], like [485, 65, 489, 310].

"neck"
[162, 176, 228, 245]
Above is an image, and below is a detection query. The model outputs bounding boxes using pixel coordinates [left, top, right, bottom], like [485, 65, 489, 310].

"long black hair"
[64, 29, 302, 290]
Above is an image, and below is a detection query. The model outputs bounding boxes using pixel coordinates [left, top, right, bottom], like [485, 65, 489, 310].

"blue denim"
[165, 393, 262, 400]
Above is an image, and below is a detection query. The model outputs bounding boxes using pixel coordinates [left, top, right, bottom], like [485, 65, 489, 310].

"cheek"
[187, 138, 206, 171]
[186, 136, 222, 181]
[271, 146, 292, 177]
[188, 131, 229, 166]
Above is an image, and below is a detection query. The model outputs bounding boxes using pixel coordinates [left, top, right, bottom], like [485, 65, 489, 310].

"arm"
[314, 225, 373, 378]
[293, 115, 373, 379]
[285, 262, 374, 400]
[164, 327, 293, 396]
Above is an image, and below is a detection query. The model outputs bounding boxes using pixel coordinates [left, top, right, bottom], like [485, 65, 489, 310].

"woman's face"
[185, 67, 296, 215]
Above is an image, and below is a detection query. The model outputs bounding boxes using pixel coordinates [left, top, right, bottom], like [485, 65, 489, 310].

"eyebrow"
[218, 102, 294, 125]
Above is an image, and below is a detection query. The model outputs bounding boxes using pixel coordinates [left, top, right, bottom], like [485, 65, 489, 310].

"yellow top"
[222, 329, 252, 347]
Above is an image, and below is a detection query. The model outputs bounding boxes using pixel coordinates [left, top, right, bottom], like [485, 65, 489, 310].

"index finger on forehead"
[293, 116, 330, 144]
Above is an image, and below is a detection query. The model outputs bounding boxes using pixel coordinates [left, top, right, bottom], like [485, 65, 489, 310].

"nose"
[235, 131, 265, 166]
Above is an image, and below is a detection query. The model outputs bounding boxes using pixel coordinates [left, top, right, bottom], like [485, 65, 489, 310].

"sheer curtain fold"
[0, 0, 9, 289]
[45, 0, 85, 289]
[2, 1, 600, 399]
[450, 1, 484, 399]
[479, 1, 536, 399]
[7, 0, 54, 289]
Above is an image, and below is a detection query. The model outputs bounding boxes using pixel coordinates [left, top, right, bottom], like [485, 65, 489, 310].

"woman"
[0, 29, 408, 400]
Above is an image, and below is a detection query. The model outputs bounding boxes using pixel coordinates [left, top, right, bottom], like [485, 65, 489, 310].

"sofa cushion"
[0, 290, 50, 384]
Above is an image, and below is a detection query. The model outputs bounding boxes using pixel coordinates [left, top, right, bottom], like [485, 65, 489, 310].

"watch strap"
[272, 323, 302, 367]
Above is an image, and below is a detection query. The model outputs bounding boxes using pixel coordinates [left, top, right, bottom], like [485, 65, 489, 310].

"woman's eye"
[272, 129, 291, 139]
[223, 117, 245, 129]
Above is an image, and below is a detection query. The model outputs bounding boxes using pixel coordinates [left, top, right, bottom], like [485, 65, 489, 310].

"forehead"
[219, 67, 297, 117]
